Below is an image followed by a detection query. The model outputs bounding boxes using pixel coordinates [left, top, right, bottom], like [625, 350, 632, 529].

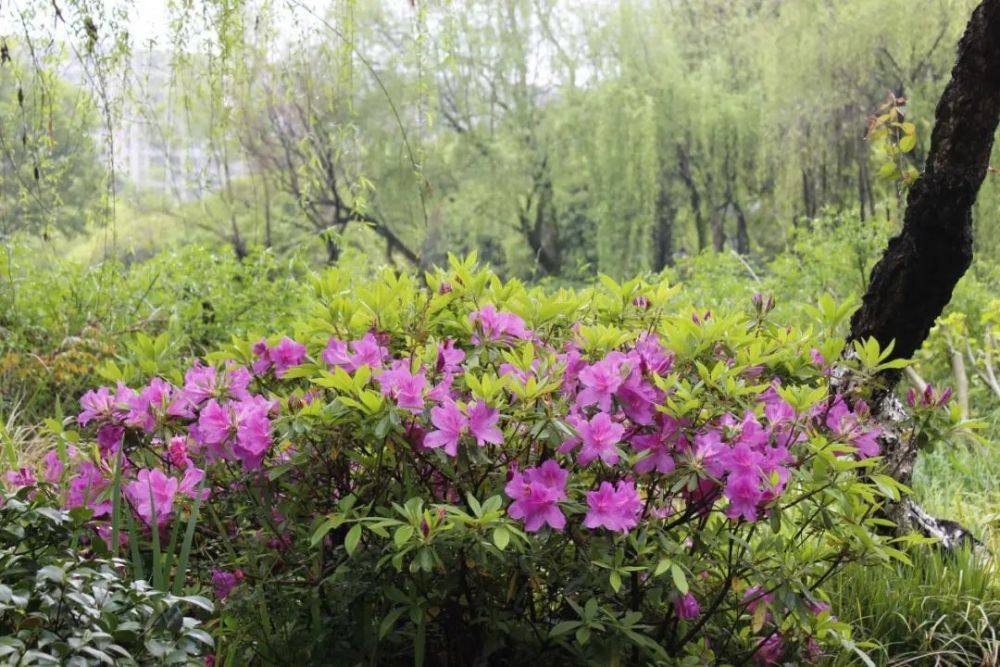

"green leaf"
[394, 525, 414, 548]
[379, 607, 406, 640]
[310, 516, 337, 548]
[345, 523, 363, 556]
[609, 570, 622, 593]
[670, 564, 688, 595]
[492, 526, 510, 551]
[549, 620, 582, 638]
[36, 565, 65, 584]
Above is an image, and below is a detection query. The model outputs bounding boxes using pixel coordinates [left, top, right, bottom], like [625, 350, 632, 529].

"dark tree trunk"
[733, 200, 750, 255]
[519, 157, 561, 276]
[527, 175, 562, 276]
[801, 168, 816, 219]
[850, 0, 1000, 365]
[677, 144, 706, 251]
[846, 0, 1000, 548]
[323, 230, 341, 265]
[711, 204, 727, 252]
[653, 182, 676, 270]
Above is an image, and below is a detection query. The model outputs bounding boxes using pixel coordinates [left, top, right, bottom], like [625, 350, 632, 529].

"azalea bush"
[10, 255, 963, 665]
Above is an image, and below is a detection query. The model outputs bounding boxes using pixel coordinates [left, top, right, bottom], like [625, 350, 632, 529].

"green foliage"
[37, 256, 969, 664]
[0, 242, 309, 423]
[0, 45, 103, 239]
[829, 547, 1000, 665]
[0, 489, 213, 665]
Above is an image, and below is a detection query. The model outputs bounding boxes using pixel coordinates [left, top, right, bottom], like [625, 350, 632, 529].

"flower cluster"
[44, 359, 286, 541]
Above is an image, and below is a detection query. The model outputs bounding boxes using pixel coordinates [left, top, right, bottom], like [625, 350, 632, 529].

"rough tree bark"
[847, 0, 1000, 548]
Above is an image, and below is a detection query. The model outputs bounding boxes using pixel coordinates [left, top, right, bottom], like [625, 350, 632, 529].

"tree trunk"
[529, 174, 562, 276]
[847, 0, 1000, 548]
[711, 204, 727, 252]
[733, 200, 750, 255]
[323, 230, 341, 264]
[851, 0, 1000, 367]
[677, 144, 706, 251]
[653, 181, 676, 270]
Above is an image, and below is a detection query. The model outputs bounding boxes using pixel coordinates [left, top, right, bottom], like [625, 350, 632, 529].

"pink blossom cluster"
[44, 355, 287, 535]
[253, 336, 307, 377]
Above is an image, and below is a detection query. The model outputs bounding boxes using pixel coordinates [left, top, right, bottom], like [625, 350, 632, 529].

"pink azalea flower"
[377, 361, 426, 414]
[5, 467, 36, 489]
[558, 344, 588, 400]
[182, 363, 218, 406]
[124, 378, 176, 432]
[752, 633, 783, 665]
[499, 363, 532, 385]
[123, 468, 178, 526]
[724, 472, 763, 522]
[583, 479, 642, 533]
[66, 461, 111, 517]
[505, 460, 567, 532]
[96, 425, 125, 455]
[44, 448, 76, 484]
[195, 400, 233, 451]
[735, 413, 769, 449]
[178, 467, 210, 501]
[426, 373, 455, 403]
[78, 386, 115, 425]
[436, 339, 465, 373]
[252, 338, 272, 374]
[743, 585, 774, 614]
[424, 401, 468, 457]
[690, 429, 727, 478]
[576, 352, 628, 412]
[823, 396, 880, 458]
[674, 592, 700, 620]
[211, 568, 243, 600]
[469, 304, 532, 345]
[233, 397, 274, 470]
[270, 336, 306, 377]
[321, 337, 352, 368]
[224, 365, 253, 400]
[632, 415, 683, 474]
[617, 365, 660, 425]
[572, 411, 625, 467]
[467, 401, 503, 447]
[167, 436, 191, 468]
[349, 333, 389, 370]
[633, 333, 673, 375]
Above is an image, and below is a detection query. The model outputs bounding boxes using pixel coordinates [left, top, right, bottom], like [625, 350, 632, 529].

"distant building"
[64, 49, 245, 202]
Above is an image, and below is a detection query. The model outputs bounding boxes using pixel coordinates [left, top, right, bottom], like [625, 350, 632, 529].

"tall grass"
[831, 546, 1000, 665]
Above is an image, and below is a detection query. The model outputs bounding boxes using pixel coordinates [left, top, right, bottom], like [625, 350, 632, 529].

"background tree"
[0, 43, 103, 240]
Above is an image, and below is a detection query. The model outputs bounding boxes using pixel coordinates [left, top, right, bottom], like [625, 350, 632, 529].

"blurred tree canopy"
[0, 41, 103, 240]
[2, 0, 997, 276]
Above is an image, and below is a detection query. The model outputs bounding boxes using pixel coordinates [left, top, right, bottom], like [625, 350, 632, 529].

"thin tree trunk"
[653, 182, 676, 270]
[711, 204, 727, 252]
[734, 202, 750, 255]
[677, 144, 706, 251]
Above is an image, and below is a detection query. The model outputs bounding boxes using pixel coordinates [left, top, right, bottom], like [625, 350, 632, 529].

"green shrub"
[0, 489, 213, 665]
[20, 256, 966, 665]
[0, 242, 310, 423]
